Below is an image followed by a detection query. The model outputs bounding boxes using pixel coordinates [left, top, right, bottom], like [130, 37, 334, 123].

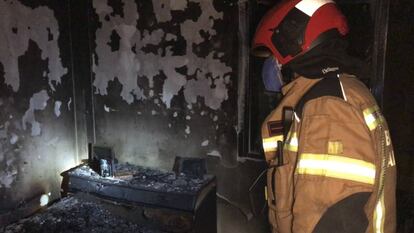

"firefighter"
[251, 0, 396, 233]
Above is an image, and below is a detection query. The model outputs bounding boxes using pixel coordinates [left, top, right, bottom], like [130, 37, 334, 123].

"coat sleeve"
[295, 96, 376, 233]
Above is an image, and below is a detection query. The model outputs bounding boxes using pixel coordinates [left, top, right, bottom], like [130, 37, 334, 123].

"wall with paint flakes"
[0, 0, 76, 210]
[0, 0, 268, 232]
[91, 0, 239, 169]
[89, 1, 268, 232]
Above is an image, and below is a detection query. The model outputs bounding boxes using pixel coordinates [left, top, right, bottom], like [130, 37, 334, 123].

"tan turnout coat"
[261, 74, 396, 233]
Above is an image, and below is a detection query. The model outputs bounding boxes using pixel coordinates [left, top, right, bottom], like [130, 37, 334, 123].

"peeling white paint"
[170, 0, 188, 11]
[54, 101, 62, 117]
[213, 115, 218, 121]
[92, 0, 232, 110]
[165, 33, 177, 41]
[186, 115, 191, 120]
[173, 112, 178, 117]
[67, 98, 72, 111]
[0, 170, 17, 188]
[201, 140, 209, 146]
[185, 125, 191, 134]
[207, 150, 222, 158]
[0, 0, 67, 92]
[92, 0, 143, 104]
[10, 133, 18, 145]
[22, 90, 49, 136]
[104, 105, 118, 112]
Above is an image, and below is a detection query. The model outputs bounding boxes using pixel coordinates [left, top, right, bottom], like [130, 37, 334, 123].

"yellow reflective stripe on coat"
[284, 132, 298, 152]
[363, 105, 385, 131]
[373, 193, 385, 233]
[297, 154, 376, 185]
[262, 135, 284, 152]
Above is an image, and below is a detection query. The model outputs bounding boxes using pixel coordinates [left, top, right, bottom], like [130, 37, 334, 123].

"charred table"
[64, 163, 217, 233]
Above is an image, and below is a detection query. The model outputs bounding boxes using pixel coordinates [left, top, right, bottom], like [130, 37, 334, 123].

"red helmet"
[252, 0, 349, 65]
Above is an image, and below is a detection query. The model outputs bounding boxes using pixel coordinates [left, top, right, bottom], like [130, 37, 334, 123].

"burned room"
[0, 0, 413, 232]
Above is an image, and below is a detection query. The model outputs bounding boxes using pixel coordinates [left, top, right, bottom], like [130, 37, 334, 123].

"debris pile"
[70, 163, 213, 194]
[2, 196, 166, 233]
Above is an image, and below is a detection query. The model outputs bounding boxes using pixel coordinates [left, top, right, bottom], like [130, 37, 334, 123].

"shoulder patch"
[267, 121, 283, 136]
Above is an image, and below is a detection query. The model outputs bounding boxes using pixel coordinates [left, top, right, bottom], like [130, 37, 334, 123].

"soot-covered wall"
[1, 0, 268, 232]
[0, 0, 76, 210]
[89, 2, 269, 231]
[90, 0, 239, 169]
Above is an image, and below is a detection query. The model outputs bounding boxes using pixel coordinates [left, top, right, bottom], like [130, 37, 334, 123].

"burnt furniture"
[65, 163, 217, 233]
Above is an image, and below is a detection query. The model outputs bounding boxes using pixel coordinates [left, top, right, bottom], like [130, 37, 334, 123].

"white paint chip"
[91, 0, 232, 110]
[185, 125, 191, 134]
[170, 0, 187, 11]
[152, 110, 157, 115]
[186, 115, 191, 120]
[54, 101, 62, 117]
[201, 140, 209, 146]
[166, 33, 177, 41]
[173, 112, 178, 117]
[22, 90, 49, 136]
[10, 133, 18, 145]
[0, 0, 68, 92]
[67, 98, 72, 111]
[207, 150, 221, 158]
[213, 115, 218, 121]
[104, 105, 110, 112]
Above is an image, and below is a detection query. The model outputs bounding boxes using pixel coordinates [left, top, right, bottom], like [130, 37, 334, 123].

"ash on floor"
[1, 196, 166, 233]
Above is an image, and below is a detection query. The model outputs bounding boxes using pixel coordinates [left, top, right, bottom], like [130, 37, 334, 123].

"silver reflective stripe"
[297, 153, 376, 184]
[284, 132, 298, 152]
[262, 135, 284, 152]
[363, 105, 385, 131]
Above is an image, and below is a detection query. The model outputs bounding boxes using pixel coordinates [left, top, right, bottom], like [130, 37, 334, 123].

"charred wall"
[89, 1, 268, 231]
[0, 0, 76, 211]
[90, 0, 239, 169]
[0, 0, 268, 232]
